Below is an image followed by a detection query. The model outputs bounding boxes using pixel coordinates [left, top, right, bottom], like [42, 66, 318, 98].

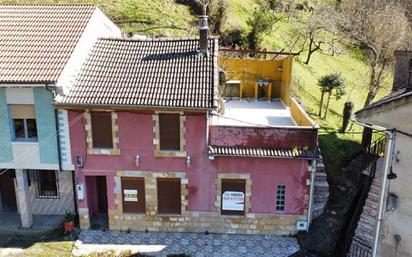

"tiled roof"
[208, 145, 320, 159]
[356, 88, 412, 117]
[58, 37, 219, 109]
[0, 5, 96, 83]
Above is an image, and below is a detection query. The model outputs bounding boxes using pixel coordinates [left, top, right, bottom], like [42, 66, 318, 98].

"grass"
[0, 228, 75, 257]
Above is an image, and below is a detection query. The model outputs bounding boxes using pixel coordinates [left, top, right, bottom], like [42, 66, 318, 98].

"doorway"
[86, 176, 108, 229]
[0, 170, 17, 212]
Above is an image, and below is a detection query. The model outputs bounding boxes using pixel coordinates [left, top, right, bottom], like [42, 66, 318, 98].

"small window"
[157, 178, 181, 214]
[221, 179, 246, 216]
[121, 177, 146, 213]
[9, 105, 37, 141]
[32, 170, 59, 198]
[159, 113, 180, 151]
[276, 185, 286, 212]
[91, 111, 113, 149]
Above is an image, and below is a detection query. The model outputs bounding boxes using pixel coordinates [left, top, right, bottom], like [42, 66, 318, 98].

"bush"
[220, 28, 244, 48]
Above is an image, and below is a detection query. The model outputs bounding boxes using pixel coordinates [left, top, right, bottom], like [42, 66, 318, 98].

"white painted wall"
[357, 101, 412, 257]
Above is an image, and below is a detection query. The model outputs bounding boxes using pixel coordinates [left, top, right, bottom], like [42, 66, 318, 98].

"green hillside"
[2, 0, 392, 176]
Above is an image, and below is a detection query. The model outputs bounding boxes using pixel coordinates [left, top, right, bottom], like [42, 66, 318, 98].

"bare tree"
[194, 0, 212, 15]
[339, 0, 410, 107]
[301, 3, 338, 65]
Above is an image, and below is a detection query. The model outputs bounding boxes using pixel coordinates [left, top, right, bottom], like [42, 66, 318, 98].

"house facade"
[0, 5, 120, 228]
[56, 27, 326, 234]
[355, 51, 412, 257]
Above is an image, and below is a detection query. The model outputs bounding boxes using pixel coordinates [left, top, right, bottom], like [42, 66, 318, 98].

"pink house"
[56, 22, 326, 235]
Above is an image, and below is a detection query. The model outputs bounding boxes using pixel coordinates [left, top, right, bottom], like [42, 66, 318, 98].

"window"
[408, 59, 412, 87]
[121, 177, 146, 213]
[157, 178, 181, 214]
[159, 113, 180, 151]
[9, 105, 37, 141]
[276, 185, 286, 212]
[221, 179, 246, 216]
[32, 170, 59, 198]
[91, 111, 113, 149]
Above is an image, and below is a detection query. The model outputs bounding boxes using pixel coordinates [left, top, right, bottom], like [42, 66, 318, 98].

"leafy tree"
[209, 0, 228, 35]
[246, 1, 283, 51]
[317, 73, 346, 119]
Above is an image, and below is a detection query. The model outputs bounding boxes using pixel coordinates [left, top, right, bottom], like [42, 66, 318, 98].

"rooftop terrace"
[212, 99, 297, 127]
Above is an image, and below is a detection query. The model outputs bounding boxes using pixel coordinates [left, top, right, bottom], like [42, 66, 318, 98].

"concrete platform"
[212, 99, 297, 127]
[0, 212, 63, 229]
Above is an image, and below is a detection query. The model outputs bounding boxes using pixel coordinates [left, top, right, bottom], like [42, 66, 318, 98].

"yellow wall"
[218, 56, 293, 104]
[290, 97, 315, 127]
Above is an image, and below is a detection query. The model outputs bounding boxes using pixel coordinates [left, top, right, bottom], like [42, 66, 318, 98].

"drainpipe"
[354, 120, 395, 257]
[45, 84, 62, 171]
[307, 159, 317, 231]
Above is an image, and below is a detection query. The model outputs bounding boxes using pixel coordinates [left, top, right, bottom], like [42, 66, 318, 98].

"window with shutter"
[121, 177, 145, 213]
[91, 112, 113, 149]
[9, 104, 37, 141]
[159, 113, 180, 151]
[221, 179, 246, 216]
[157, 178, 181, 214]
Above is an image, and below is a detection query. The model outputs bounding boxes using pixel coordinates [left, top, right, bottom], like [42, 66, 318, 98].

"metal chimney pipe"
[199, 15, 208, 55]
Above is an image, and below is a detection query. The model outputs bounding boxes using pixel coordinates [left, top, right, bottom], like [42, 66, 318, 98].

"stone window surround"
[85, 109, 120, 155]
[215, 173, 252, 217]
[114, 171, 189, 216]
[153, 111, 186, 158]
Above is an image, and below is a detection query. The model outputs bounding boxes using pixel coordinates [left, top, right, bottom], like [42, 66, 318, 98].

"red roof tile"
[58, 37, 219, 109]
[0, 5, 96, 83]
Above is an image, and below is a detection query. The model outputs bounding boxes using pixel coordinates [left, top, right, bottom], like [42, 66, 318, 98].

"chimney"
[199, 15, 209, 55]
[393, 51, 412, 92]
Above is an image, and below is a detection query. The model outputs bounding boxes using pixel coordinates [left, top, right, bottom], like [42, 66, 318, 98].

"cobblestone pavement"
[73, 230, 300, 257]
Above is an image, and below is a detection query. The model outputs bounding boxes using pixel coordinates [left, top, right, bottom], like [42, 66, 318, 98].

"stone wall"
[28, 170, 75, 215]
[77, 170, 307, 235]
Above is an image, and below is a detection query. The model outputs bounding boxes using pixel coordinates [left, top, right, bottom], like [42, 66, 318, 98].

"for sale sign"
[222, 191, 245, 211]
[124, 189, 138, 202]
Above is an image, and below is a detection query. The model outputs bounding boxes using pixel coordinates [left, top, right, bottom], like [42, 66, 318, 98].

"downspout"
[307, 159, 317, 231]
[45, 84, 62, 171]
[355, 120, 395, 257]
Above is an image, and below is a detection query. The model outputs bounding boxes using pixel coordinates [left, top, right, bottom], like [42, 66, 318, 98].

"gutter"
[53, 102, 217, 113]
[354, 120, 395, 257]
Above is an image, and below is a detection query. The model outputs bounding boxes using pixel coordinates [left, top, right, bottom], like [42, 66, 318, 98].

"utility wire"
[0, 112, 85, 177]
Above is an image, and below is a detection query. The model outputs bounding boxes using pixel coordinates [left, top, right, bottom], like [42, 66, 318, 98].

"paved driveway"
[73, 230, 300, 257]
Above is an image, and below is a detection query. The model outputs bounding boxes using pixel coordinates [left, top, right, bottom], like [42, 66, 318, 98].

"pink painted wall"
[69, 110, 310, 215]
[209, 126, 318, 148]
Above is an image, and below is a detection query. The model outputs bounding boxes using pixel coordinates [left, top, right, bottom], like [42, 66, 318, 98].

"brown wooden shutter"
[91, 112, 113, 148]
[157, 178, 181, 214]
[159, 113, 180, 151]
[121, 177, 145, 213]
[221, 179, 246, 215]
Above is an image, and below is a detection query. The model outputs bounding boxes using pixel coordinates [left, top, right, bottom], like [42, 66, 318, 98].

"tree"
[246, 1, 283, 51]
[340, 101, 354, 133]
[339, 0, 410, 107]
[301, 3, 338, 65]
[209, 0, 228, 35]
[317, 73, 346, 119]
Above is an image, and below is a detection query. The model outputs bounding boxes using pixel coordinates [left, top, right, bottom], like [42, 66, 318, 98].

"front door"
[96, 176, 108, 214]
[0, 170, 17, 212]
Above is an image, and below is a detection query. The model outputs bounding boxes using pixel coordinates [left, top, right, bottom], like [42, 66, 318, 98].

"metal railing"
[347, 237, 372, 257]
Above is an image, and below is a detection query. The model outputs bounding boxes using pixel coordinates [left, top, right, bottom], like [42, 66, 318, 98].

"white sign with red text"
[222, 191, 245, 211]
